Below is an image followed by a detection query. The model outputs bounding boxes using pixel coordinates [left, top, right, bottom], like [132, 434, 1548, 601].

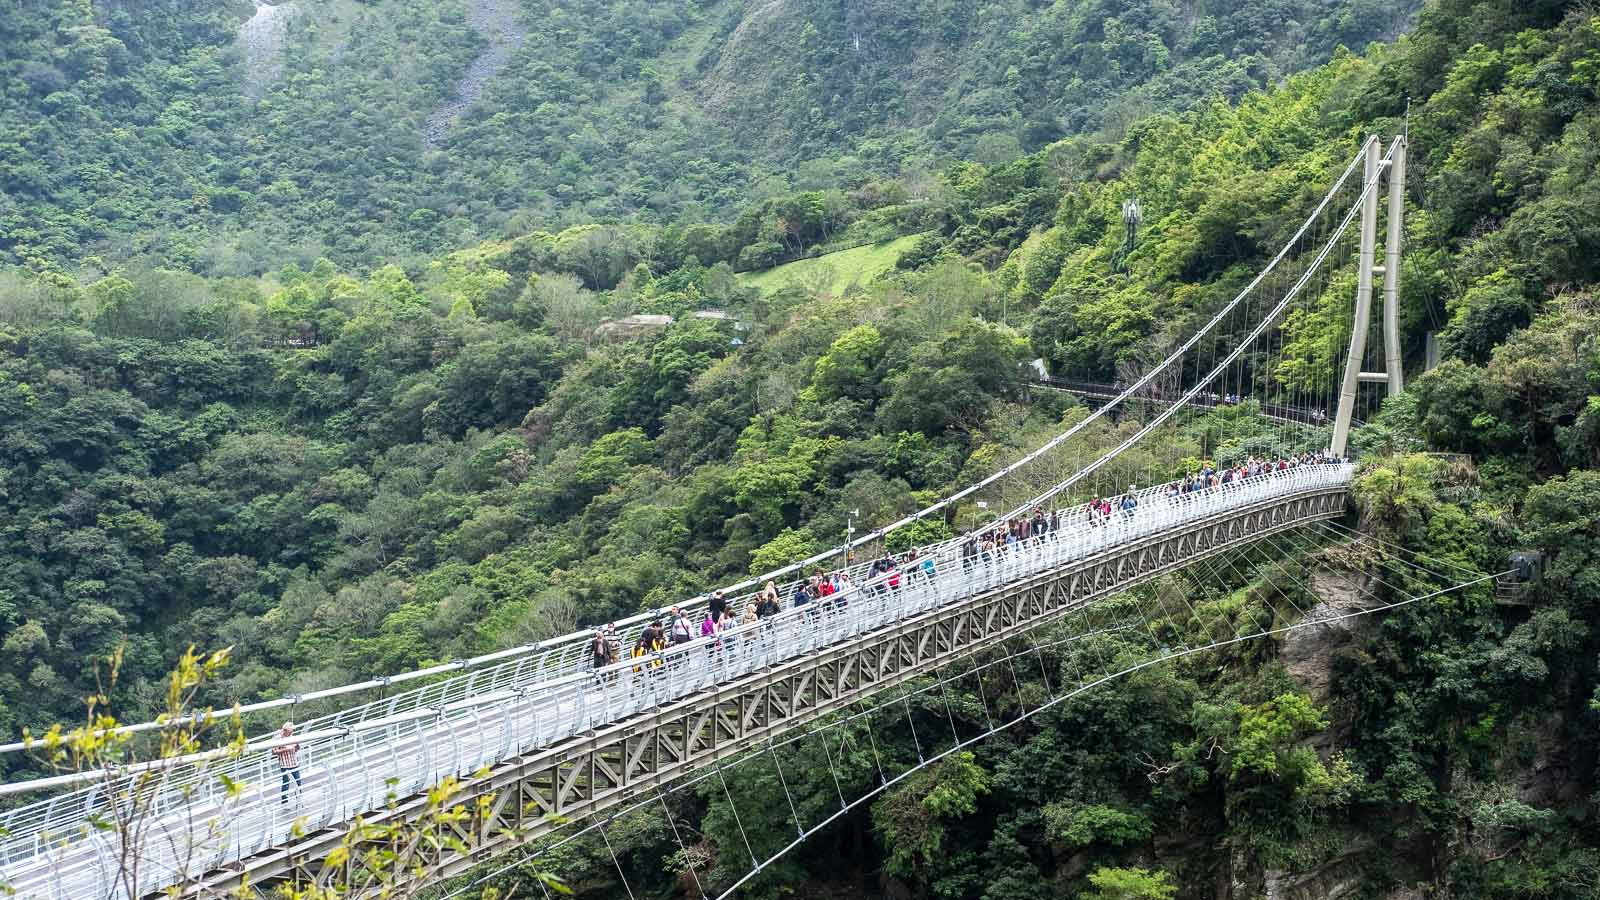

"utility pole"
[1331, 134, 1406, 457]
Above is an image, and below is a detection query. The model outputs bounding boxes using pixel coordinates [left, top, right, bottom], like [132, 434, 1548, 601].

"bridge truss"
[440, 520, 1500, 900]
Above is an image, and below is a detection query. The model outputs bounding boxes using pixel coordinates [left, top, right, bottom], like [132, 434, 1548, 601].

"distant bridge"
[1032, 376, 1340, 426]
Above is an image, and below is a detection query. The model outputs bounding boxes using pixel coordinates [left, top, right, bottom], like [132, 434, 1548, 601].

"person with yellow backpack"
[632, 619, 665, 672]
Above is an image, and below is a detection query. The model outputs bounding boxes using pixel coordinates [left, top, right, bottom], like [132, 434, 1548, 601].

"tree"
[880, 318, 1027, 436]
[1438, 270, 1531, 364]
[872, 751, 991, 880]
[1080, 867, 1176, 900]
[366, 265, 426, 310]
[1522, 471, 1600, 608]
[1230, 692, 1328, 779]
[1353, 453, 1441, 540]
[426, 332, 564, 437]
[555, 225, 640, 290]
[1042, 802, 1154, 849]
[576, 427, 653, 492]
[811, 324, 884, 400]
[748, 527, 822, 574]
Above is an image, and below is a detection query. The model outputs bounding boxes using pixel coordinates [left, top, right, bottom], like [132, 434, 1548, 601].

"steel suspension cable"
[443, 539, 1459, 900]
[1013, 141, 1394, 514]
[702, 571, 1496, 900]
[1313, 520, 1487, 578]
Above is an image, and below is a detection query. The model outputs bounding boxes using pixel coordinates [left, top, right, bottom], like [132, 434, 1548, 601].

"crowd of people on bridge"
[1163, 450, 1339, 497]
[583, 548, 942, 672]
[586, 450, 1346, 673]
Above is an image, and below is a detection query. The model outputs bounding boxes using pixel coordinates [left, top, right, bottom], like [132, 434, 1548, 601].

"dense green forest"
[0, 0, 1418, 273]
[4, 0, 1600, 897]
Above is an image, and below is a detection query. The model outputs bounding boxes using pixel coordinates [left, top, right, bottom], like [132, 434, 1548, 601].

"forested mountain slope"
[2, 0, 1600, 898]
[0, 0, 1416, 273]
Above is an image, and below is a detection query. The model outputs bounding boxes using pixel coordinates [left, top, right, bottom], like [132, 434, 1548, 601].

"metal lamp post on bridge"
[842, 508, 859, 569]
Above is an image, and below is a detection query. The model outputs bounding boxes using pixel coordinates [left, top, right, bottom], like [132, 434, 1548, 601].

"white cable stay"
[434, 528, 1503, 900]
[1015, 136, 1398, 512]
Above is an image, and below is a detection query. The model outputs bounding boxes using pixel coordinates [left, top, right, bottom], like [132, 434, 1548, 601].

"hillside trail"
[423, 0, 527, 148]
[240, 0, 301, 98]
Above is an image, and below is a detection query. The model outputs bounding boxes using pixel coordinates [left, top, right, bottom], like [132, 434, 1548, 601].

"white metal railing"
[0, 463, 1352, 899]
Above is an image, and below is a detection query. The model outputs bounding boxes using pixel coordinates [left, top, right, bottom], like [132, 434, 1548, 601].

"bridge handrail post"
[685, 641, 701, 694]
[576, 679, 593, 733]
[324, 740, 344, 825]
[666, 649, 683, 705]
[505, 690, 521, 761]
[469, 704, 491, 773]
[592, 669, 608, 733]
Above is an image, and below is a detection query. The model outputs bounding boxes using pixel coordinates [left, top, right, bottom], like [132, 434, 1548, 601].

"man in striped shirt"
[272, 722, 302, 804]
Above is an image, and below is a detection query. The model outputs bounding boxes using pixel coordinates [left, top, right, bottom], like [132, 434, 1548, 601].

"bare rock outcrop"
[423, 0, 527, 147]
[1263, 840, 1373, 900]
[1277, 568, 1380, 704]
[240, 1, 301, 98]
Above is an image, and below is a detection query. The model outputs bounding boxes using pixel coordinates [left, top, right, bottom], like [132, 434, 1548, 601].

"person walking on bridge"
[605, 623, 621, 664]
[833, 570, 854, 610]
[590, 629, 614, 670]
[757, 581, 781, 619]
[272, 722, 302, 805]
[670, 607, 693, 646]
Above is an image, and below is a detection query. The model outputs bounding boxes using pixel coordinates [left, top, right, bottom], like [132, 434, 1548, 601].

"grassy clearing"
[737, 234, 921, 295]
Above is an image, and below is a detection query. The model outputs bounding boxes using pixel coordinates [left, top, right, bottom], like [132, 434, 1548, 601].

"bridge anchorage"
[0, 134, 1500, 900]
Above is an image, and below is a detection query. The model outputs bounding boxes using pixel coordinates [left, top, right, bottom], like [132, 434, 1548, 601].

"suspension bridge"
[0, 135, 1510, 899]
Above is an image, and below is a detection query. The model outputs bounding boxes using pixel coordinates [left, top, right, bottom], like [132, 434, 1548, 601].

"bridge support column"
[1332, 135, 1405, 457]
[1381, 136, 1407, 395]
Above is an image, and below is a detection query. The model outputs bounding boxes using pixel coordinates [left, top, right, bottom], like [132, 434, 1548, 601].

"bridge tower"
[1330, 134, 1406, 457]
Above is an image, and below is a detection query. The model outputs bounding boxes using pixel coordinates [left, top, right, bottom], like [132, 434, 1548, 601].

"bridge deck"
[0, 465, 1352, 899]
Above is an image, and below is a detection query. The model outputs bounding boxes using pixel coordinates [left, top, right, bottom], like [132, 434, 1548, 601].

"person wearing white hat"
[272, 721, 302, 804]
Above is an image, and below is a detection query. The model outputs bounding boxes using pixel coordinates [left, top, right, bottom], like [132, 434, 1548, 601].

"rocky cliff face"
[240, 1, 300, 98]
[422, 0, 527, 147]
[1262, 840, 1373, 900]
[1278, 567, 1380, 705]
